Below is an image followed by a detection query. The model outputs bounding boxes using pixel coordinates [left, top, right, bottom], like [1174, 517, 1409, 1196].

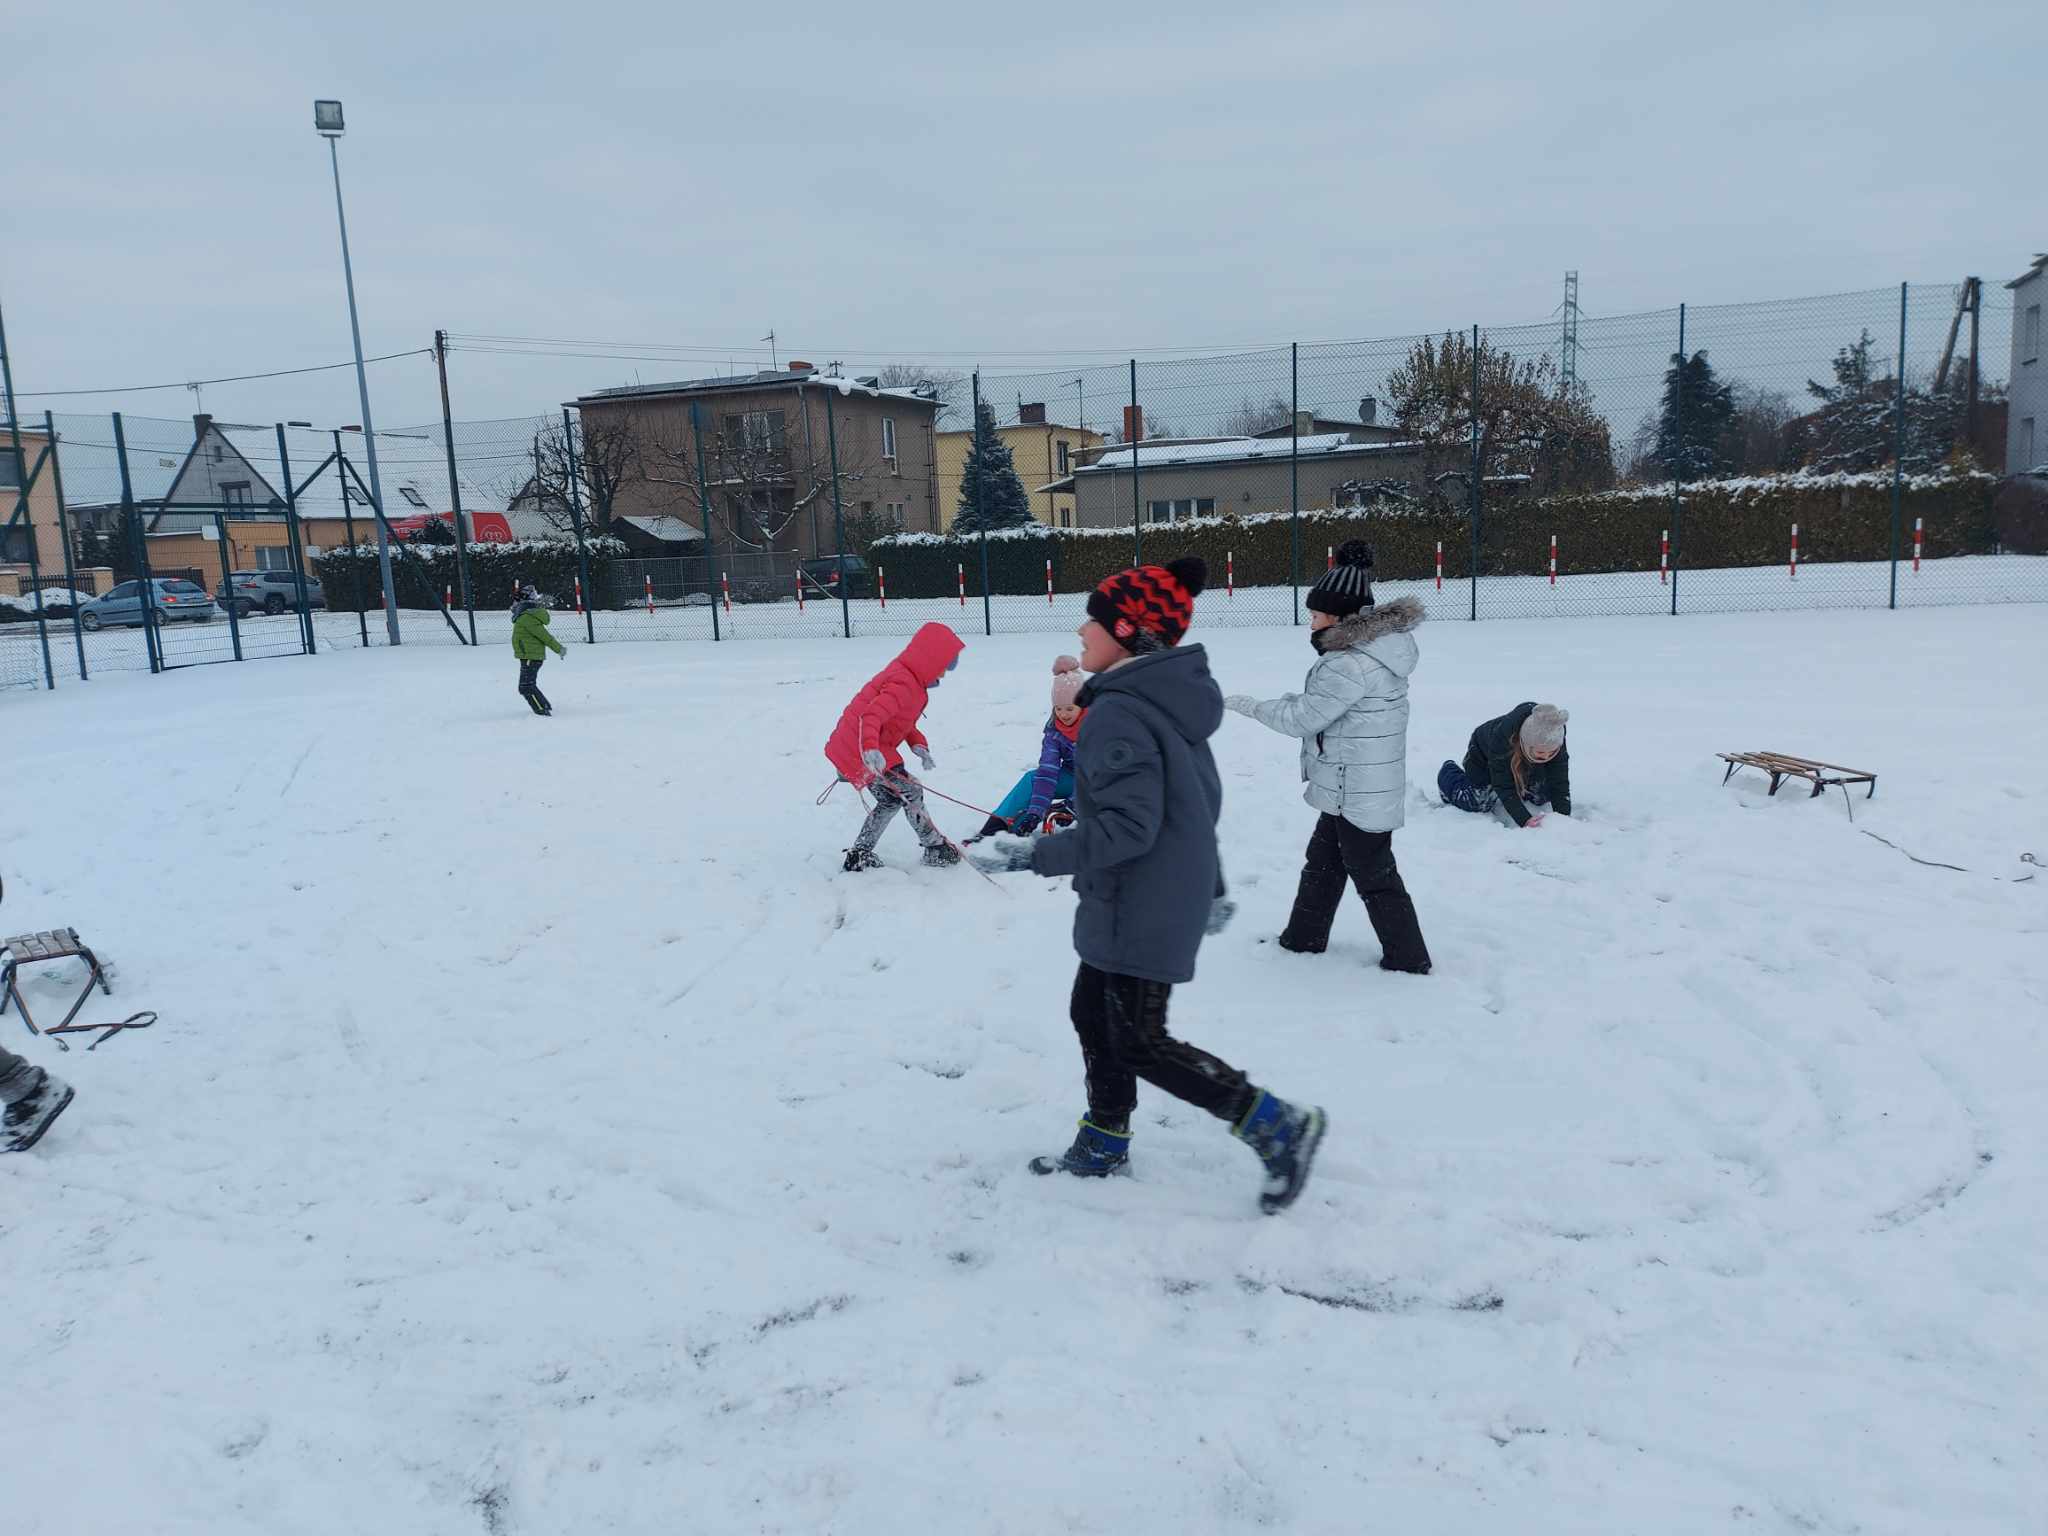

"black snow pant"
[1069, 964, 1257, 1129]
[517, 658, 551, 715]
[851, 768, 945, 855]
[1279, 814, 1432, 974]
[0, 1045, 32, 1102]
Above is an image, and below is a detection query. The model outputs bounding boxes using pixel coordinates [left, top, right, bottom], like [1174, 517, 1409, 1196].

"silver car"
[216, 569, 326, 617]
[77, 579, 221, 631]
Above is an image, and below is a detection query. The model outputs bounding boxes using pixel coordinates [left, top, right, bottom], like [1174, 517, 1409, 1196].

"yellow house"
[2, 425, 111, 598]
[935, 404, 1105, 532]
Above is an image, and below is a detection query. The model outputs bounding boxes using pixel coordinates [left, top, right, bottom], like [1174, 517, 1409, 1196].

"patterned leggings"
[851, 768, 945, 854]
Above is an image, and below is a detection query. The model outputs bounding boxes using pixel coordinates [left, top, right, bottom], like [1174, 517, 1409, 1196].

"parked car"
[77, 579, 220, 631]
[800, 555, 872, 600]
[215, 569, 327, 617]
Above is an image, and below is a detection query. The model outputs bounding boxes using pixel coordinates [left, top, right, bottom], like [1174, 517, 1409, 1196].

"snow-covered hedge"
[310, 538, 628, 611]
[0, 588, 93, 624]
[867, 471, 2002, 596]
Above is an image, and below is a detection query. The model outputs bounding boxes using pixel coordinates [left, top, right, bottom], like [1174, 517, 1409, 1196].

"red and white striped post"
[1913, 516, 1923, 573]
[1327, 545, 1334, 572]
[1789, 523, 1800, 580]
[878, 565, 888, 610]
[444, 583, 452, 610]
[1548, 533, 1557, 587]
[1045, 558, 1054, 604]
[957, 563, 966, 607]
[1227, 549, 1235, 600]
[1435, 541, 1443, 591]
[1660, 528, 1669, 585]
[645, 574, 654, 614]
[721, 572, 732, 613]
[574, 576, 584, 614]
[795, 568, 805, 611]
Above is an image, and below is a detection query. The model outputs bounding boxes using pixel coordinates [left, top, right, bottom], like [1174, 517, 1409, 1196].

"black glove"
[1010, 809, 1042, 836]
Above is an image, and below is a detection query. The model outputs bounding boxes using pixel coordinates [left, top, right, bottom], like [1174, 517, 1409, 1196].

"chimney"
[1359, 396, 1377, 425]
[1122, 404, 1144, 442]
[1018, 401, 1047, 425]
[192, 412, 214, 440]
[787, 360, 813, 373]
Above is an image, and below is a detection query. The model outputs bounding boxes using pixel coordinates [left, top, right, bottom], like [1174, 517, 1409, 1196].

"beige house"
[936, 403, 1105, 531]
[573, 366, 942, 560]
[2, 424, 110, 598]
[1065, 433, 1429, 529]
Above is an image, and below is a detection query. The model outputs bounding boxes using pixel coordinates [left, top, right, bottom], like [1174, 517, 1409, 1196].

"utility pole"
[1560, 271, 1581, 391]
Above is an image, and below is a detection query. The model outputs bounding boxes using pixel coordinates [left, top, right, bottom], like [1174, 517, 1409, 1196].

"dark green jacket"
[512, 602, 565, 662]
[1463, 702, 1571, 827]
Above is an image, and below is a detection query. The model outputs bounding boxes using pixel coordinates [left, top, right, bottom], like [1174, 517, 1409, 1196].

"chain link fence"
[7, 279, 2037, 691]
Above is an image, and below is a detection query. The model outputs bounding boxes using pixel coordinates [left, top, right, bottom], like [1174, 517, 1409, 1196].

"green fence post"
[1290, 342, 1301, 625]
[824, 386, 852, 640]
[112, 412, 162, 674]
[436, 332, 478, 645]
[561, 411, 595, 643]
[688, 403, 721, 642]
[1889, 281, 1907, 611]
[1670, 304, 1685, 617]
[1468, 326, 1481, 622]
[971, 371, 992, 636]
[0, 322, 54, 689]
[274, 426, 315, 657]
[336, 430, 369, 647]
[43, 412, 87, 682]
[213, 511, 244, 662]
[1129, 359, 1142, 567]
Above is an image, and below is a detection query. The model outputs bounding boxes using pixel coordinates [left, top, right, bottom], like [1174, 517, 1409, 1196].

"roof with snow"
[2005, 254, 2047, 290]
[578, 369, 938, 409]
[618, 515, 704, 543]
[1075, 433, 1423, 474]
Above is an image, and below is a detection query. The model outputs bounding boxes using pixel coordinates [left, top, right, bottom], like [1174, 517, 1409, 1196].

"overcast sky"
[2, 0, 2036, 436]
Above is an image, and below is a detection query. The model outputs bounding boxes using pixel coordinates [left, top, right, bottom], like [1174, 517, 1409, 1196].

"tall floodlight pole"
[315, 99, 399, 644]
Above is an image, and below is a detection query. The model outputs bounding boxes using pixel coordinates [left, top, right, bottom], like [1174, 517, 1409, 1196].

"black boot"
[2, 1067, 76, 1154]
[921, 841, 962, 868]
[842, 846, 883, 873]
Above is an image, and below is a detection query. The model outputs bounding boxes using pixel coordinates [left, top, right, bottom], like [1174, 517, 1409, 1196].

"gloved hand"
[912, 745, 935, 772]
[1223, 695, 1257, 716]
[1524, 813, 1545, 828]
[986, 840, 1038, 873]
[1206, 896, 1237, 935]
[862, 749, 888, 780]
[1010, 809, 1042, 836]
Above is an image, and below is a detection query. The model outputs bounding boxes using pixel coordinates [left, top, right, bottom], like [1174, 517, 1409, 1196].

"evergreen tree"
[954, 400, 1033, 532]
[1655, 350, 1736, 480]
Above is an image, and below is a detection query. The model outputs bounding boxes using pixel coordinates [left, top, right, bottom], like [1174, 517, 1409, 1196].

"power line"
[12, 348, 434, 399]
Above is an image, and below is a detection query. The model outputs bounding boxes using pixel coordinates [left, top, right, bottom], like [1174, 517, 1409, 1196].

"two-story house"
[572, 365, 943, 560]
[2009, 254, 2046, 473]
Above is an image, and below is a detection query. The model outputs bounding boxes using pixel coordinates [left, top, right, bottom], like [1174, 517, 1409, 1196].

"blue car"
[77, 579, 222, 631]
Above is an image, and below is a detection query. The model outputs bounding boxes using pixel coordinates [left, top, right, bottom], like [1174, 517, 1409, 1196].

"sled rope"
[1861, 832, 2040, 882]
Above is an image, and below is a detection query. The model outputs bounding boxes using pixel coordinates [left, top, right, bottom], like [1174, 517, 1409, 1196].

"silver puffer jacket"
[1233, 595, 1424, 832]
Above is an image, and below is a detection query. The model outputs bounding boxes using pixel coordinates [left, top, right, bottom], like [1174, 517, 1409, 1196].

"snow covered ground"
[4, 603, 2045, 1533]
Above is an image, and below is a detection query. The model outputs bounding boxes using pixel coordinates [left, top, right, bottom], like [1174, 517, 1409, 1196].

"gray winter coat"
[1030, 645, 1225, 985]
[1232, 595, 1424, 833]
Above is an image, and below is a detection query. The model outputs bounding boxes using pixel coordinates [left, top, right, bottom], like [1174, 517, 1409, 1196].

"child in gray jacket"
[1225, 541, 1432, 973]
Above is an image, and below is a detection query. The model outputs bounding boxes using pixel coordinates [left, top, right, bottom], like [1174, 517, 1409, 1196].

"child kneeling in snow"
[1438, 703, 1571, 827]
[970, 655, 1086, 840]
[1224, 540, 1432, 974]
[1008, 556, 1326, 1214]
[824, 621, 966, 871]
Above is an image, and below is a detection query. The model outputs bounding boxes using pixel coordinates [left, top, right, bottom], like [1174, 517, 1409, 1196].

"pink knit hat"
[1050, 655, 1085, 710]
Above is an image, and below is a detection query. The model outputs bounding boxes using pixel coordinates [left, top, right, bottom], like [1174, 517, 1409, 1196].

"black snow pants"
[1278, 814, 1432, 974]
[1068, 963, 1256, 1129]
[518, 658, 551, 715]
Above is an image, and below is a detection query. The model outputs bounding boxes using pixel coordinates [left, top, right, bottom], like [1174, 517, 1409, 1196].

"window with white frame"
[256, 546, 295, 572]
[2026, 305, 2041, 363]
[1145, 496, 1215, 524]
[881, 416, 898, 467]
[1056, 439, 1071, 475]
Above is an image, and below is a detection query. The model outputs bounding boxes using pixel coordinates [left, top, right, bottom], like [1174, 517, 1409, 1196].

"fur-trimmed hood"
[1318, 593, 1425, 654]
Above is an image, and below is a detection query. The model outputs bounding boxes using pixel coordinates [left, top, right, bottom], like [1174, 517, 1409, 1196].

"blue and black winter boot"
[1029, 1117, 1132, 1178]
[1232, 1090, 1327, 1214]
[1438, 759, 1490, 814]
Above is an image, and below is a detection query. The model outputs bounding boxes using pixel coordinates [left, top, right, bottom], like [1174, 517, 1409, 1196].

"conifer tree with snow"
[1655, 349, 1736, 481]
[954, 400, 1033, 533]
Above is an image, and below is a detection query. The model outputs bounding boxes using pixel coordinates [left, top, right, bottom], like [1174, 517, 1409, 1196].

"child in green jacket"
[511, 583, 565, 715]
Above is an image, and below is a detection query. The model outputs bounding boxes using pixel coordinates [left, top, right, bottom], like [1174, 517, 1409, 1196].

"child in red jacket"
[825, 622, 966, 871]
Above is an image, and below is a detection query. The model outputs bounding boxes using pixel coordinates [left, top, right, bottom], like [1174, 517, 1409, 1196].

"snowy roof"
[619, 515, 704, 543]
[1076, 433, 1422, 474]
[579, 369, 937, 409]
[2005, 254, 2047, 290]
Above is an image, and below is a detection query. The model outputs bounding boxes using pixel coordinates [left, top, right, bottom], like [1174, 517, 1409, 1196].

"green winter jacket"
[512, 602, 565, 661]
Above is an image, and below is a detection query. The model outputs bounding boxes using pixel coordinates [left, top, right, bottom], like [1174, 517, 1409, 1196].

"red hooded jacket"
[824, 622, 966, 786]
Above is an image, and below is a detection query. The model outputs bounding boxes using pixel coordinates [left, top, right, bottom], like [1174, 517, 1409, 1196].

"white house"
[2008, 254, 2046, 473]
